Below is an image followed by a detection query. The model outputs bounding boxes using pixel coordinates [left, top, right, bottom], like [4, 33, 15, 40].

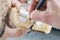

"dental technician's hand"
[3, 25, 27, 38]
[2, 0, 27, 38]
[29, 0, 60, 29]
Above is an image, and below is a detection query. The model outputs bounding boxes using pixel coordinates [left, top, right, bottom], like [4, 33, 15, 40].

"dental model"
[32, 21, 52, 34]
[10, 7, 33, 29]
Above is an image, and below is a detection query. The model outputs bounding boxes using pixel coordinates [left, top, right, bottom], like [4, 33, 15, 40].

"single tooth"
[10, 7, 33, 29]
[19, 8, 29, 19]
[32, 21, 52, 34]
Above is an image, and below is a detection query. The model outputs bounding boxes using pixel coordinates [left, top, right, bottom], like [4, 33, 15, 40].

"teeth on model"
[10, 7, 33, 29]
[10, 7, 52, 34]
[0, 0, 8, 37]
[32, 21, 52, 34]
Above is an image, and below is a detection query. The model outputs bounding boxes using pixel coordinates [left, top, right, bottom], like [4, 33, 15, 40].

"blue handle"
[36, 0, 46, 10]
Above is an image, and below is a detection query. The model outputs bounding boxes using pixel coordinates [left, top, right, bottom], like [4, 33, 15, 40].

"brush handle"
[36, 0, 46, 10]
[27, 0, 46, 34]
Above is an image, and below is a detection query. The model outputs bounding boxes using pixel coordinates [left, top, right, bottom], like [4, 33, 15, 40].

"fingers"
[7, 0, 11, 9]
[15, 1, 21, 11]
[8, 28, 27, 37]
[11, 0, 21, 11]
[3, 26, 27, 38]
[18, 0, 27, 3]
[14, 28, 27, 37]
[29, 0, 39, 13]
[29, 0, 47, 14]
[8, 0, 16, 9]
[31, 10, 60, 28]
[8, 0, 21, 10]
[31, 10, 51, 24]
[11, 0, 17, 7]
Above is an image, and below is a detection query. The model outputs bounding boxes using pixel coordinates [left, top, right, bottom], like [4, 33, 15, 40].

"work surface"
[7, 28, 60, 40]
